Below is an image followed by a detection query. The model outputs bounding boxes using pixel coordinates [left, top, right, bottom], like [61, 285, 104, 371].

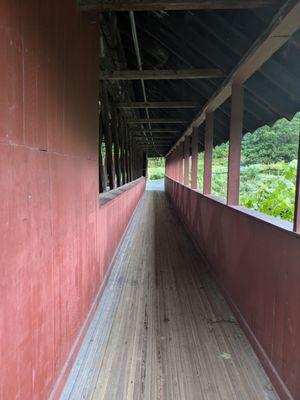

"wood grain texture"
[60, 187, 278, 400]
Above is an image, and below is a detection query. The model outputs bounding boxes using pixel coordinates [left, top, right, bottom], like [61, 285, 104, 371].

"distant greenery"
[198, 113, 300, 222]
[148, 158, 165, 180]
[239, 161, 297, 221]
[147, 113, 300, 222]
[242, 115, 300, 165]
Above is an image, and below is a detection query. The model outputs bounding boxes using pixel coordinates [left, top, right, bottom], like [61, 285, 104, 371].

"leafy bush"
[149, 167, 165, 180]
[197, 159, 297, 222]
[148, 158, 165, 180]
[240, 161, 297, 221]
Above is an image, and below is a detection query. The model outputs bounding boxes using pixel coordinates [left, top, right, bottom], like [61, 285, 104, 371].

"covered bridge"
[0, 1, 300, 399]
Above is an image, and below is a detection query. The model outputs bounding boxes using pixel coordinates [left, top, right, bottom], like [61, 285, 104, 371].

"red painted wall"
[0, 1, 145, 399]
[166, 177, 300, 400]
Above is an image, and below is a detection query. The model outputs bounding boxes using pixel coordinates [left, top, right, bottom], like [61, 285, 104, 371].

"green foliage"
[242, 114, 300, 165]
[149, 167, 165, 180]
[213, 142, 229, 162]
[197, 112, 300, 222]
[145, 113, 299, 222]
[239, 161, 297, 221]
[148, 157, 165, 180]
[211, 142, 229, 198]
[148, 157, 165, 168]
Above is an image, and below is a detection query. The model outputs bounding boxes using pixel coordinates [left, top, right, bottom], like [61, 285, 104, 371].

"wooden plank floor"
[60, 186, 278, 400]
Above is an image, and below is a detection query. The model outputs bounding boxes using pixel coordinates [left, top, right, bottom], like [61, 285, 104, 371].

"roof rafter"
[117, 101, 200, 109]
[127, 118, 188, 124]
[78, 0, 282, 12]
[167, 0, 300, 156]
[131, 128, 181, 133]
[100, 69, 225, 81]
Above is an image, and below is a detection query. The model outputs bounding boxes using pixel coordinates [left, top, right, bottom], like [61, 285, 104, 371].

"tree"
[242, 113, 300, 165]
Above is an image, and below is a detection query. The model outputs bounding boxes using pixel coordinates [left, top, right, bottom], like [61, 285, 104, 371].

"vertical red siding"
[0, 2, 145, 399]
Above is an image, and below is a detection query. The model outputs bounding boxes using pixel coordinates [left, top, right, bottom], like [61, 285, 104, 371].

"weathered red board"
[166, 176, 300, 400]
[0, 1, 145, 399]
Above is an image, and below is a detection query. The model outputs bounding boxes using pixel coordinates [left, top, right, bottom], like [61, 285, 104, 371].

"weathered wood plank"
[60, 188, 279, 400]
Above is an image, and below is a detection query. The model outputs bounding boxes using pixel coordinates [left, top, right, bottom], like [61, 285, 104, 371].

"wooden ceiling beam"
[135, 140, 175, 143]
[139, 145, 172, 148]
[141, 145, 170, 148]
[100, 69, 224, 81]
[136, 141, 173, 144]
[117, 101, 200, 109]
[134, 133, 177, 137]
[130, 128, 180, 133]
[135, 140, 176, 145]
[127, 118, 188, 124]
[78, 1, 282, 12]
[134, 135, 174, 139]
[167, 0, 300, 156]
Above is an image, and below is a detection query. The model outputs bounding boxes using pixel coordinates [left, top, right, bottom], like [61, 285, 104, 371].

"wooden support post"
[293, 138, 300, 233]
[125, 125, 130, 183]
[178, 147, 182, 182]
[184, 137, 190, 186]
[102, 84, 115, 190]
[130, 133, 133, 181]
[143, 152, 147, 178]
[178, 143, 184, 184]
[227, 84, 244, 206]
[123, 122, 128, 183]
[112, 107, 121, 187]
[133, 145, 138, 180]
[174, 148, 179, 182]
[99, 113, 106, 193]
[191, 127, 198, 189]
[119, 116, 126, 185]
[203, 112, 214, 195]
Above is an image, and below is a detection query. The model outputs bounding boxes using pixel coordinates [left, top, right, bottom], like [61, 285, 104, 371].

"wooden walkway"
[60, 187, 278, 400]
